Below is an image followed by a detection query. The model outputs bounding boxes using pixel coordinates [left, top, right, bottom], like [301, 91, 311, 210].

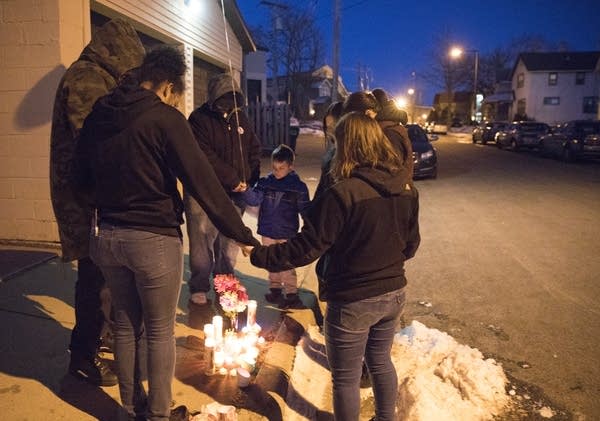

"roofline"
[224, 0, 256, 53]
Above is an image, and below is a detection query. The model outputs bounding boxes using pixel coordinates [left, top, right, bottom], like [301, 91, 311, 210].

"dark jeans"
[90, 226, 183, 421]
[324, 288, 406, 421]
[183, 192, 243, 294]
[70, 257, 106, 361]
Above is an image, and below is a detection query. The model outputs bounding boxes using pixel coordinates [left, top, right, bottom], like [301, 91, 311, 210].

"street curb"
[251, 308, 319, 417]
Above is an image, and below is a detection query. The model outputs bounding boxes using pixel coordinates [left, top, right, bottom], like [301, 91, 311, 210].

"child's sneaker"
[279, 293, 306, 309]
[264, 288, 283, 303]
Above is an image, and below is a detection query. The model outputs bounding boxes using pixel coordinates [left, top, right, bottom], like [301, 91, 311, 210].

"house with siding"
[510, 51, 600, 124]
[0, 0, 255, 246]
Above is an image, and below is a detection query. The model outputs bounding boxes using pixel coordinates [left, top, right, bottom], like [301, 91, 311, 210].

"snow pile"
[287, 321, 510, 420]
[392, 321, 509, 420]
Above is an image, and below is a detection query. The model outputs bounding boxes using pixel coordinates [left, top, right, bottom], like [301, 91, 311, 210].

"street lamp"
[407, 88, 415, 123]
[449, 46, 479, 124]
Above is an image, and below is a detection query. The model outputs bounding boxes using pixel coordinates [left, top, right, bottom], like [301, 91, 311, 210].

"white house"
[510, 51, 600, 124]
[0, 0, 255, 245]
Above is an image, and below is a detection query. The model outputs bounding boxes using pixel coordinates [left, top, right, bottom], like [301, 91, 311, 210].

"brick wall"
[0, 0, 89, 245]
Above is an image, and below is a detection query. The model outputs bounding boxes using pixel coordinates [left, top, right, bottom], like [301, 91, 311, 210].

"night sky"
[237, 0, 600, 105]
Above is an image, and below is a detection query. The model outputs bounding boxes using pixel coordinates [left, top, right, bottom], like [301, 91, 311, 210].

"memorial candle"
[212, 315, 223, 344]
[246, 299, 257, 328]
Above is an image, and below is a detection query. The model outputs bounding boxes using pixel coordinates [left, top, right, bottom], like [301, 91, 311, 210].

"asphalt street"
[401, 132, 600, 419]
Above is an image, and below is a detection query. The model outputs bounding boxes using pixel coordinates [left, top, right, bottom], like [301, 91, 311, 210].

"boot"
[264, 288, 283, 303]
[279, 293, 305, 309]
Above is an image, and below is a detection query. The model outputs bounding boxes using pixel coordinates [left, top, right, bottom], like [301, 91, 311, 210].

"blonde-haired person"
[242, 112, 420, 421]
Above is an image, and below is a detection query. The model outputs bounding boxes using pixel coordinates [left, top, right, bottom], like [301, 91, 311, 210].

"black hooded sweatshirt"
[251, 166, 420, 302]
[76, 83, 259, 247]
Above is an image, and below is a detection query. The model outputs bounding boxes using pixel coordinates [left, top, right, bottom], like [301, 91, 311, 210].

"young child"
[243, 144, 310, 308]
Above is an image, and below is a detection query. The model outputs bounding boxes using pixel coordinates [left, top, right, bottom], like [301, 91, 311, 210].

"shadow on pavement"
[0, 258, 125, 420]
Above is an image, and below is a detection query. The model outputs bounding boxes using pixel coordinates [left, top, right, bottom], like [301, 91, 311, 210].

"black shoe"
[264, 288, 283, 303]
[170, 405, 190, 421]
[69, 355, 118, 387]
[99, 331, 114, 353]
[279, 293, 306, 309]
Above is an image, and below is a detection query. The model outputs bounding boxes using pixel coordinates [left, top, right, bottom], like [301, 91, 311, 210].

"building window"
[517, 99, 526, 115]
[517, 73, 524, 88]
[583, 96, 598, 114]
[548, 73, 558, 86]
[575, 72, 585, 85]
[543, 97, 560, 105]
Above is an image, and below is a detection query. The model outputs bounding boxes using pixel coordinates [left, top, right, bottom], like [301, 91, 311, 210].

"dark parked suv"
[495, 121, 550, 151]
[472, 121, 508, 144]
[538, 120, 600, 162]
[407, 124, 438, 179]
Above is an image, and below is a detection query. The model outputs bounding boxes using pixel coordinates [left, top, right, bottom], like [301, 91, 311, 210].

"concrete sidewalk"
[0, 133, 327, 420]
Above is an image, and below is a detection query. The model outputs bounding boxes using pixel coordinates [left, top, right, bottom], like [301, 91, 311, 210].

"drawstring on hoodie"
[220, 0, 246, 185]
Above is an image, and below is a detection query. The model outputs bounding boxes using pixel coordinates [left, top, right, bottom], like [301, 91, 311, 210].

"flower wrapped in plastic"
[213, 274, 249, 330]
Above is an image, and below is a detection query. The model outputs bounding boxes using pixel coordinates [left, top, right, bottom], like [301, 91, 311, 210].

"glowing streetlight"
[407, 88, 415, 96]
[395, 97, 407, 109]
[449, 45, 479, 123]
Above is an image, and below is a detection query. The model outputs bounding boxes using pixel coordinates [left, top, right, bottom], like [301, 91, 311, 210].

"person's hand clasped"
[232, 181, 247, 193]
[238, 244, 254, 257]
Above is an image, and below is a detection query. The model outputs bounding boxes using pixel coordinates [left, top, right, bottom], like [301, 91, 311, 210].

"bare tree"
[253, 1, 324, 107]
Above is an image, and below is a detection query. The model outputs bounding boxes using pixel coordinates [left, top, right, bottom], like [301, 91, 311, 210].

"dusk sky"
[237, 0, 600, 105]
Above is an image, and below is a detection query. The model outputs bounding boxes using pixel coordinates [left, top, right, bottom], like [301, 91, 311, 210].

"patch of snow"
[287, 320, 510, 420]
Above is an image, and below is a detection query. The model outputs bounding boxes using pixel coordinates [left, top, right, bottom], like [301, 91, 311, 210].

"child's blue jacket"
[243, 171, 310, 239]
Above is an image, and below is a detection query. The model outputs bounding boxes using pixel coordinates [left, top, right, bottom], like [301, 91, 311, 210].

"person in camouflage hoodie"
[49, 18, 145, 387]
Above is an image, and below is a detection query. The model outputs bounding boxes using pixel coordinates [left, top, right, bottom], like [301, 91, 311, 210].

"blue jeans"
[324, 288, 406, 421]
[90, 225, 183, 421]
[183, 193, 243, 294]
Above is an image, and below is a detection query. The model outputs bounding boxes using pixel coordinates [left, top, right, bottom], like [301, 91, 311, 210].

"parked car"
[426, 121, 448, 135]
[495, 121, 550, 151]
[538, 120, 600, 162]
[407, 124, 438, 179]
[472, 121, 508, 144]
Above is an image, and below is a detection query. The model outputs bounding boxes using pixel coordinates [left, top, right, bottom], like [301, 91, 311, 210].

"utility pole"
[260, 1, 288, 100]
[332, 0, 341, 102]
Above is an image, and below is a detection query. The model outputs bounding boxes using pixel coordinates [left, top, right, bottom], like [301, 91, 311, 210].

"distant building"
[243, 48, 267, 104]
[431, 91, 472, 124]
[510, 51, 600, 123]
[481, 81, 513, 122]
[267, 65, 349, 119]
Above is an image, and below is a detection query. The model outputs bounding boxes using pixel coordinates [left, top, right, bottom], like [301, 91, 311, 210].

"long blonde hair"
[331, 112, 402, 180]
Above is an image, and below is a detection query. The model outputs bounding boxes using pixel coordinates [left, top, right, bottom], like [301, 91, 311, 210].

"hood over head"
[376, 100, 408, 125]
[208, 73, 245, 106]
[80, 18, 145, 80]
[351, 166, 413, 197]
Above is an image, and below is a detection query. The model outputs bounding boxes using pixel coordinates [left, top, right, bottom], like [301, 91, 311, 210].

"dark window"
[575, 72, 585, 85]
[583, 96, 598, 114]
[517, 73, 524, 88]
[517, 99, 526, 115]
[247, 79, 262, 104]
[548, 73, 558, 86]
[543, 97, 560, 105]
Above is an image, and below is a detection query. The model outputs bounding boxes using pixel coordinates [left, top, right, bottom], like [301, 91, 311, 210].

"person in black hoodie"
[77, 46, 259, 421]
[243, 112, 420, 421]
[185, 73, 261, 306]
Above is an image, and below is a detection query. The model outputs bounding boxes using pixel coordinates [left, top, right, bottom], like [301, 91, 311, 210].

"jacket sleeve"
[241, 182, 264, 207]
[188, 110, 241, 191]
[402, 191, 420, 259]
[251, 189, 345, 271]
[165, 109, 259, 247]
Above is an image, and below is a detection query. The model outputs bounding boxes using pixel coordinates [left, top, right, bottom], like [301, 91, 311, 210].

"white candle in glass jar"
[246, 300, 257, 328]
[212, 316, 223, 344]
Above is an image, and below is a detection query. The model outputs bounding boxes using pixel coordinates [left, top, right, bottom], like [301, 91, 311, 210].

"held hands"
[232, 181, 247, 193]
[238, 243, 254, 257]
